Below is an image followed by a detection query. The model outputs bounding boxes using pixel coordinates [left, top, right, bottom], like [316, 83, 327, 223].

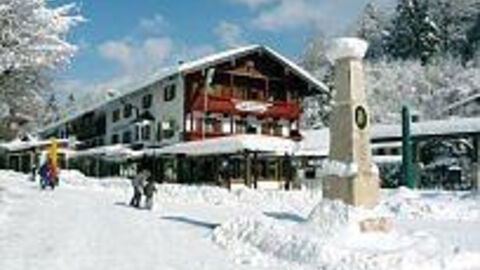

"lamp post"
[203, 68, 215, 140]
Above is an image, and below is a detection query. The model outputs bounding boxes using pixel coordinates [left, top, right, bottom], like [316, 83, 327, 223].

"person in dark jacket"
[129, 169, 149, 208]
[39, 161, 49, 189]
[143, 177, 157, 210]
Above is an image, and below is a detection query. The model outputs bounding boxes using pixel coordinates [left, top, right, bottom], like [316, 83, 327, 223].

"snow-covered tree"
[351, 1, 390, 59]
[430, 0, 480, 60]
[0, 0, 82, 74]
[385, 0, 441, 64]
[466, 12, 480, 62]
[0, 0, 82, 137]
[300, 32, 333, 129]
[365, 57, 480, 123]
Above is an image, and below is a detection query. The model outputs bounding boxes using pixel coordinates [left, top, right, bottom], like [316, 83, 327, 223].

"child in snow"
[143, 177, 157, 210]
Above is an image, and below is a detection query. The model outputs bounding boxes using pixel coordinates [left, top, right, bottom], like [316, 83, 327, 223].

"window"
[235, 119, 246, 134]
[162, 120, 175, 139]
[205, 116, 222, 133]
[124, 104, 132, 118]
[269, 80, 286, 102]
[135, 126, 140, 141]
[141, 125, 151, 140]
[261, 121, 272, 135]
[122, 131, 132, 144]
[273, 123, 283, 136]
[111, 134, 119, 144]
[142, 94, 152, 109]
[246, 123, 257, 134]
[164, 85, 176, 102]
[112, 109, 120, 123]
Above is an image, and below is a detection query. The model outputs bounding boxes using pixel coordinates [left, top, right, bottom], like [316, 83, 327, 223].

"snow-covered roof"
[442, 92, 480, 113]
[298, 116, 480, 157]
[72, 144, 143, 160]
[144, 135, 297, 156]
[40, 45, 328, 135]
[372, 116, 480, 141]
[372, 155, 402, 164]
[0, 138, 70, 152]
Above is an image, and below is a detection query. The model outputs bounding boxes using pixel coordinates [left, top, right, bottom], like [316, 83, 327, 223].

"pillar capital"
[326, 38, 368, 63]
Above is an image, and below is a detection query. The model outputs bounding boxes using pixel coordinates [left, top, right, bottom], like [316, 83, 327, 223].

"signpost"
[402, 106, 415, 188]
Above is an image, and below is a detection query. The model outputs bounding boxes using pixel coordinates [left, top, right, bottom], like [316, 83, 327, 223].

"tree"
[300, 32, 333, 129]
[352, 1, 389, 59]
[430, 0, 480, 61]
[365, 57, 480, 123]
[385, 0, 441, 64]
[466, 12, 480, 63]
[0, 0, 82, 137]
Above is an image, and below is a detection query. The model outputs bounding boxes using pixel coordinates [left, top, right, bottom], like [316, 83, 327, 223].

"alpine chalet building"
[39, 45, 328, 186]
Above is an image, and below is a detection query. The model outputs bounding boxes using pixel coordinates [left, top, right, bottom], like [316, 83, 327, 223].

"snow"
[71, 144, 143, 161]
[326, 37, 369, 62]
[0, 137, 70, 152]
[145, 134, 297, 156]
[1, 170, 480, 270]
[316, 159, 359, 178]
[301, 116, 480, 158]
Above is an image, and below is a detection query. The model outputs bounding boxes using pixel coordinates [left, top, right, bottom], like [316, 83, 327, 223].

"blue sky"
[52, 0, 393, 96]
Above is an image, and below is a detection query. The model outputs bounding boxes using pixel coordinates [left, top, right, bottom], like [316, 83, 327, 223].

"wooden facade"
[183, 53, 304, 141]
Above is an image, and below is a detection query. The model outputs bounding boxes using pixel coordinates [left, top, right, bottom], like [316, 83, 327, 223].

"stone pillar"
[322, 38, 380, 207]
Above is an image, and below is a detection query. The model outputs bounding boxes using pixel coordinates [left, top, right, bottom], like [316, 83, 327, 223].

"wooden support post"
[253, 152, 258, 189]
[285, 153, 291, 190]
[245, 151, 251, 187]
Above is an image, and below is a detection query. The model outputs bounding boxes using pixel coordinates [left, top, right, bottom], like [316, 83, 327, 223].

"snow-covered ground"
[1, 170, 480, 270]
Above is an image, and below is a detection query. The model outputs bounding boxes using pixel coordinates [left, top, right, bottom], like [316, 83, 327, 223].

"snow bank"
[58, 170, 480, 222]
[60, 170, 131, 191]
[317, 159, 358, 178]
[58, 170, 320, 214]
[213, 199, 443, 270]
[0, 170, 29, 225]
[377, 187, 480, 221]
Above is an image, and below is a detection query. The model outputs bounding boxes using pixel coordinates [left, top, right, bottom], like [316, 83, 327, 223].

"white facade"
[103, 75, 185, 148]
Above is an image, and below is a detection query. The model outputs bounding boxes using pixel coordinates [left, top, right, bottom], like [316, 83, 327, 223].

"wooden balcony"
[189, 94, 300, 120]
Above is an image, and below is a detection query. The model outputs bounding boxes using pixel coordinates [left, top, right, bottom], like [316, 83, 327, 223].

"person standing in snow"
[143, 176, 157, 210]
[39, 161, 49, 189]
[129, 169, 149, 208]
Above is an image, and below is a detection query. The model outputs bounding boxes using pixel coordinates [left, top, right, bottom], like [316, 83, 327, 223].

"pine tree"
[430, 0, 480, 61]
[467, 13, 480, 63]
[386, 0, 440, 64]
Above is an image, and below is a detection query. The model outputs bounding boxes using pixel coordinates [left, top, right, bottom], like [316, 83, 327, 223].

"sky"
[52, 0, 393, 100]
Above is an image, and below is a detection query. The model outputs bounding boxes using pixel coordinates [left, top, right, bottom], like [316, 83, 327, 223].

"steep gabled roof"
[40, 45, 328, 134]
